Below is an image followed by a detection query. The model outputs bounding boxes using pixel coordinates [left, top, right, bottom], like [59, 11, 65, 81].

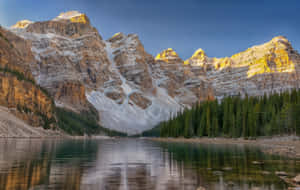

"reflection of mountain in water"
[0, 139, 298, 190]
[0, 139, 98, 190]
[81, 139, 197, 190]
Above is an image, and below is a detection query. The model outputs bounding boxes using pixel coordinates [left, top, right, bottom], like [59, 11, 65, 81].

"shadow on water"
[0, 138, 298, 190]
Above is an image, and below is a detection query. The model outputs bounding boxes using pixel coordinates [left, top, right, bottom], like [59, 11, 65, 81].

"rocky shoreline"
[148, 136, 300, 159]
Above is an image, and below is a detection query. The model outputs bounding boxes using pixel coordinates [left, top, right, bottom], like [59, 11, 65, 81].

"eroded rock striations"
[0, 27, 56, 129]
[4, 11, 300, 134]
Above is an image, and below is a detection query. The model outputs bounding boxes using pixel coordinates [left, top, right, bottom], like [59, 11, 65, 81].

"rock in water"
[293, 174, 300, 184]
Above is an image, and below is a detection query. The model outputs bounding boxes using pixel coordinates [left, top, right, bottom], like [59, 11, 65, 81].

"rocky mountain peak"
[11, 20, 33, 29]
[227, 36, 296, 77]
[19, 10, 97, 38]
[271, 36, 289, 43]
[184, 48, 207, 66]
[53, 11, 89, 24]
[155, 48, 182, 63]
[192, 48, 206, 57]
[108, 32, 127, 43]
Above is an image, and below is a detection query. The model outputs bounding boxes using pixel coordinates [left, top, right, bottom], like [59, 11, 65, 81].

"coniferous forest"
[143, 90, 300, 138]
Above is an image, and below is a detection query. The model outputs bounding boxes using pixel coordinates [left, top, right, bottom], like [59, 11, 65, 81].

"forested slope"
[143, 90, 300, 138]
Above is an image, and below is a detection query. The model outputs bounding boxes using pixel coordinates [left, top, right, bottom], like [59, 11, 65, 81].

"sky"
[0, 0, 300, 59]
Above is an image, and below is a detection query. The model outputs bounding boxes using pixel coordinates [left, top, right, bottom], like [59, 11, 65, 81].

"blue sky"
[0, 0, 299, 59]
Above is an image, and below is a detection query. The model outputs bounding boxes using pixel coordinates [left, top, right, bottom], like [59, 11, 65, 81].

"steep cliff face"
[11, 11, 111, 114]
[0, 27, 56, 128]
[0, 27, 34, 80]
[8, 11, 300, 134]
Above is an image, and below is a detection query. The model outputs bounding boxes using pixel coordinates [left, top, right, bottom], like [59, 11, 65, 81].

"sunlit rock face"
[25, 11, 96, 38]
[155, 48, 183, 63]
[54, 11, 89, 24]
[8, 11, 300, 133]
[11, 20, 33, 29]
[185, 36, 300, 97]
[153, 48, 214, 104]
[0, 27, 56, 129]
[184, 48, 207, 66]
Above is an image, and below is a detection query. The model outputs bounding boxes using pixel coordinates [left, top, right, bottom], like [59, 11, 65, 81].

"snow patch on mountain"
[53, 11, 84, 20]
[86, 88, 181, 134]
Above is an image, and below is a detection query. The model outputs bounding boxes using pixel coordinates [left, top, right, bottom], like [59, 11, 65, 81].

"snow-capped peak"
[53, 11, 88, 24]
[55, 11, 83, 19]
[11, 20, 33, 29]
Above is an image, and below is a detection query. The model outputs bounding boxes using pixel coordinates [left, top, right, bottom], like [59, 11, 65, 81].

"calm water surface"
[0, 138, 299, 190]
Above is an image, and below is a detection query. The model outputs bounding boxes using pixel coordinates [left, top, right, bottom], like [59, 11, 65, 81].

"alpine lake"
[0, 138, 299, 190]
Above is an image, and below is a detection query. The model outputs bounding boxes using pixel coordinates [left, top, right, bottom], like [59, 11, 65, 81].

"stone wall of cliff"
[0, 27, 56, 129]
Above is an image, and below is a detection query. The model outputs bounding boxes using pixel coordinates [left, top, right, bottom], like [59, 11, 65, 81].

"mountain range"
[1, 11, 300, 135]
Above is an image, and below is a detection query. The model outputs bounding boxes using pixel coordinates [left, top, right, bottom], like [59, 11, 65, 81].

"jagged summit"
[14, 10, 96, 38]
[112, 32, 125, 38]
[11, 20, 33, 29]
[155, 48, 182, 63]
[271, 36, 289, 43]
[108, 32, 126, 42]
[192, 48, 206, 57]
[53, 11, 89, 24]
[184, 48, 207, 66]
[56, 11, 83, 19]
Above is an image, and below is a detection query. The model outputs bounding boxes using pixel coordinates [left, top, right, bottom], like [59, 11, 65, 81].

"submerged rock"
[293, 174, 300, 184]
[252, 161, 264, 165]
[196, 186, 206, 190]
[276, 171, 289, 176]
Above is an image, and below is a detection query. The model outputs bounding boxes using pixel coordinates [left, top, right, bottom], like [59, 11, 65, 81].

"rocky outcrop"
[109, 33, 154, 93]
[0, 72, 55, 128]
[26, 11, 98, 38]
[11, 20, 33, 29]
[184, 48, 207, 66]
[153, 48, 214, 104]
[155, 48, 183, 63]
[0, 27, 34, 80]
[0, 27, 56, 128]
[53, 81, 90, 112]
[129, 92, 152, 109]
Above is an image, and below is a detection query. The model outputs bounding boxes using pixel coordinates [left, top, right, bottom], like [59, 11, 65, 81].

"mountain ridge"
[3, 11, 300, 134]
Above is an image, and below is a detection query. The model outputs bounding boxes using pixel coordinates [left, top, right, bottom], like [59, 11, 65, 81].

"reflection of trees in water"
[159, 142, 298, 190]
[0, 139, 98, 190]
